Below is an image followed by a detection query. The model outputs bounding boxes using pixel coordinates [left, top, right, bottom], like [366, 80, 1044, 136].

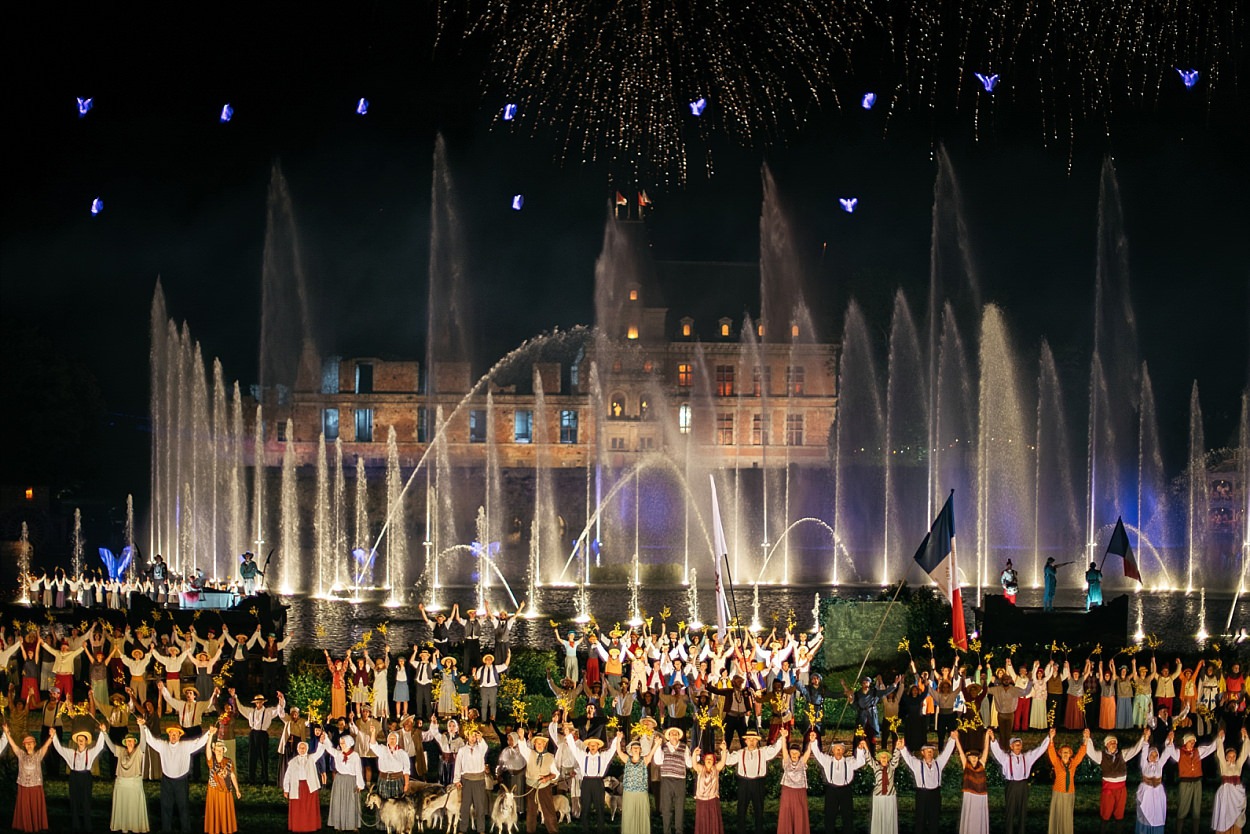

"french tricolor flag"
[914, 490, 968, 650]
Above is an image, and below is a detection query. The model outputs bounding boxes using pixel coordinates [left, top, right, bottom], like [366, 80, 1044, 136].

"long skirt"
[870, 795, 899, 834]
[1048, 791, 1076, 834]
[331, 685, 348, 719]
[694, 798, 723, 834]
[111, 775, 150, 832]
[288, 785, 322, 833]
[1115, 696, 1134, 729]
[777, 786, 811, 834]
[959, 791, 989, 834]
[205, 783, 238, 834]
[1099, 697, 1117, 730]
[1136, 782, 1167, 828]
[621, 792, 650, 834]
[393, 679, 410, 705]
[1131, 695, 1151, 727]
[328, 772, 362, 830]
[1029, 693, 1049, 729]
[1211, 783, 1247, 833]
[13, 784, 48, 832]
[1063, 695, 1085, 730]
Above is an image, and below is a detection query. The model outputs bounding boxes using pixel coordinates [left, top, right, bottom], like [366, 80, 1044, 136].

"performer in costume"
[518, 727, 562, 834]
[204, 740, 241, 834]
[809, 734, 867, 834]
[102, 730, 150, 834]
[1136, 736, 1176, 834]
[284, 740, 329, 833]
[1044, 727, 1086, 834]
[1083, 727, 1146, 832]
[653, 727, 693, 834]
[51, 724, 109, 832]
[867, 745, 903, 834]
[1175, 730, 1221, 834]
[3, 727, 53, 833]
[776, 738, 814, 834]
[953, 729, 990, 834]
[140, 719, 216, 834]
[327, 734, 364, 831]
[727, 728, 785, 834]
[987, 728, 1050, 834]
[615, 737, 654, 834]
[1211, 729, 1250, 834]
[899, 735, 958, 834]
[690, 747, 726, 834]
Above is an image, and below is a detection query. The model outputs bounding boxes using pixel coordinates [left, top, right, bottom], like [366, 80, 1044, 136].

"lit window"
[514, 410, 533, 443]
[629, 289, 638, 301]
[786, 365, 806, 395]
[715, 365, 735, 397]
[323, 408, 340, 441]
[609, 394, 626, 418]
[640, 398, 650, 420]
[791, 324, 800, 338]
[716, 413, 734, 445]
[682, 323, 692, 337]
[560, 410, 579, 443]
[753, 366, 772, 397]
[354, 411, 373, 442]
[786, 413, 804, 446]
[677, 363, 693, 388]
[643, 360, 654, 373]
[24, 488, 34, 501]
[719, 318, 732, 337]
[678, 403, 692, 434]
[469, 409, 486, 443]
[757, 324, 764, 337]
[627, 325, 639, 340]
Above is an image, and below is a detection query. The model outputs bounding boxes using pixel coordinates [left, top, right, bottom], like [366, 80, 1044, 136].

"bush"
[285, 647, 330, 713]
[508, 646, 559, 693]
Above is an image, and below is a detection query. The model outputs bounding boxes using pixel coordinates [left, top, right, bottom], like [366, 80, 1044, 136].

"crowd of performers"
[19, 550, 267, 610]
[0, 591, 1248, 834]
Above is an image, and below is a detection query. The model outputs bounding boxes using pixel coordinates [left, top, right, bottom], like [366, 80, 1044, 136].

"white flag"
[709, 475, 731, 636]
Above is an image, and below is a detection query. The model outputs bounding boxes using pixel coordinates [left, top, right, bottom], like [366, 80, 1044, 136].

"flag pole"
[834, 579, 908, 733]
[721, 551, 743, 636]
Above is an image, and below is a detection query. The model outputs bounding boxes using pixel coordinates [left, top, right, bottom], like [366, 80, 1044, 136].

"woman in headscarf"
[328, 733, 365, 831]
[284, 739, 329, 833]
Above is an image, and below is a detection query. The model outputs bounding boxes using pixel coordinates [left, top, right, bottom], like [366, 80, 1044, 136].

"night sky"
[2, 4, 1247, 511]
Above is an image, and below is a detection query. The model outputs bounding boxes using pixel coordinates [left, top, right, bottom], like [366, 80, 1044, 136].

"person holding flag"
[913, 491, 967, 650]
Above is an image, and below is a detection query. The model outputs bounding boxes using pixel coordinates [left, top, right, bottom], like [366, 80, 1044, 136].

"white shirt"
[808, 743, 867, 786]
[565, 734, 621, 778]
[899, 739, 956, 789]
[141, 727, 212, 779]
[329, 749, 366, 789]
[990, 736, 1050, 782]
[52, 733, 109, 771]
[370, 742, 411, 774]
[452, 739, 489, 783]
[239, 701, 285, 731]
[725, 738, 786, 779]
[284, 746, 328, 797]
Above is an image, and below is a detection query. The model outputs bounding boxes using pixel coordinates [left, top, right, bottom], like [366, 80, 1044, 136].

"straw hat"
[183, 686, 198, 698]
[481, 653, 495, 664]
[72, 731, 93, 745]
[131, 649, 146, 659]
[166, 726, 185, 739]
[252, 694, 267, 704]
[110, 693, 126, 705]
[639, 716, 658, 728]
[442, 657, 456, 668]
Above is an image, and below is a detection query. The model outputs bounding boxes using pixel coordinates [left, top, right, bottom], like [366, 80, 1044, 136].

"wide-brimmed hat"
[72, 731, 92, 745]
[252, 694, 267, 704]
[639, 717, 658, 728]
[481, 653, 495, 664]
[131, 649, 146, 659]
[111, 693, 126, 705]
[442, 657, 456, 667]
[196, 652, 209, 661]
[166, 727, 185, 739]
[183, 686, 198, 698]
[663, 727, 683, 739]
[585, 737, 605, 749]
[743, 729, 760, 739]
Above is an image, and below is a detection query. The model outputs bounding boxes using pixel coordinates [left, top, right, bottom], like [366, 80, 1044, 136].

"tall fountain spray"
[884, 290, 928, 587]
[124, 495, 134, 579]
[475, 506, 489, 610]
[252, 406, 266, 570]
[1186, 382, 1205, 594]
[354, 455, 369, 591]
[1137, 366, 1171, 588]
[18, 522, 30, 602]
[333, 437, 346, 590]
[230, 382, 246, 575]
[686, 568, 701, 627]
[385, 425, 406, 604]
[279, 418, 298, 593]
[1035, 341, 1080, 588]
[149, 281, 168, 562]
[71, 508, 83, 575]
[314, 433, 329, 596]
[1086, 158, 1139, 570]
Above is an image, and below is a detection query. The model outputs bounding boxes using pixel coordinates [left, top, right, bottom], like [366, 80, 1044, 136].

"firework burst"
[439, 0, 851, 184]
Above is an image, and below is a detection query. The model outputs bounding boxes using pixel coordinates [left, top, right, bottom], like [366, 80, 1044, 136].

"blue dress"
[1085, 568, 1103, 610]
[1043, 565, 1058, 610]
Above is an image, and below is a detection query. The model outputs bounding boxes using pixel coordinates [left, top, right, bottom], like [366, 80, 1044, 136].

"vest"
[1099, 751, 1128, 779]
[526, 750, 553, 787]
[660, 743, 688, 779]
[962, 765, 987, 795]
[1177, 747, 1204, 779]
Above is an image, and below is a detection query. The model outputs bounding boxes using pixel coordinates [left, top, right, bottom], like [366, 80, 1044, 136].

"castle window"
[469, 409, 486, 443]
[786, 365, 806, 395]
[677, 363, 693, 388]
[355, 363, 374, 394]
[514, 410, 533, 443]
[354, 409, 373, 443]
[715, 365, 735, 397]
[323, 408, 340, 441]
[678, 403, 692, 434]
[786, 413, 804, 446]
[560, 410, 579, 444]
[716, 413, 734, 445]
